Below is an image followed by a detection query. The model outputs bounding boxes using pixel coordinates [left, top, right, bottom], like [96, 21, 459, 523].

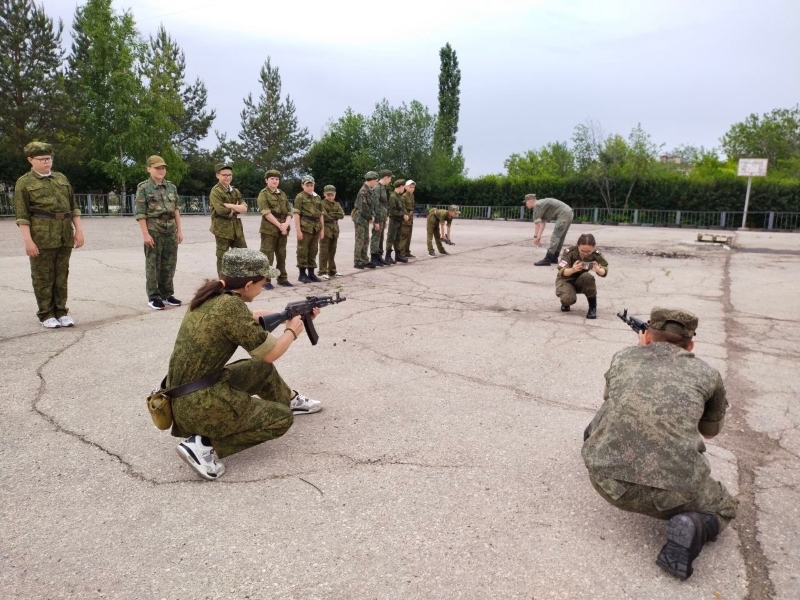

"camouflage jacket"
[321, 199, 345, 238]
[374, 183, 389, 221]
[428, 208, 452, 225]
[293, 191, 323, 233]
[135, 178, 179, 234]
[402, 191, 415, 219]
[353, 184, 374, 222]
[257, 187, 291, 236]
[532, 197, 572, 223]
[582, 342, 728, 493]
[388, 191, 406, 220]
[14, 170, 78, 249]
[556, 246, 609, 281]
[209, 183, 245, 240]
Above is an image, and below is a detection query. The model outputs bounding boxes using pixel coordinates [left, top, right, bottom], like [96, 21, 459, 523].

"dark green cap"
[365, 171, 379, 181]
[394, 179, 406, 188]
[215, 162, 233, 173]
[378, 169, 393, 178]
[265, 169, 281, 179]
[24, 141, 53, 158]
[649, 307, 698, 338]
[221, 248, 280, 279]
[323, 185, 336, 193]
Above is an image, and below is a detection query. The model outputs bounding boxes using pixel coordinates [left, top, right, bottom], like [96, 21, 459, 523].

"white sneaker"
[42, 317, 61, 328]
[176, 435, 226, 480]
[320, 274, 330, 280]
[333, 273, 343, 278]
[290, 392, 322, 415]
[58, 316, 75, 327]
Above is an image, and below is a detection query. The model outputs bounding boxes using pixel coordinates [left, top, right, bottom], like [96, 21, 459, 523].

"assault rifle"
[259, 292, 346, 345]
[616, 309, 648, 334]
[442, 235, 455, 246]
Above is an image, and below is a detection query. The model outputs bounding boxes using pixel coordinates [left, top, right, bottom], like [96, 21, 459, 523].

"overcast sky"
[45, 0, 799, 176]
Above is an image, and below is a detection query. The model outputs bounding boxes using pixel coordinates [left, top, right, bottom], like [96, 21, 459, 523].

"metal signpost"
[737, 158, 768, 229]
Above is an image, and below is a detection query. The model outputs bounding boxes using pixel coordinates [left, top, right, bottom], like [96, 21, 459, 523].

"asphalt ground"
[1, 215, 798, 599]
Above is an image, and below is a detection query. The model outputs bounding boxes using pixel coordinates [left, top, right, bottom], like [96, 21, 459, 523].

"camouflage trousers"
[547, 213, 573, 256]
[260, 233, 289, 283]
[426, 214, 446, 253]
[370, 218, 387, 255]
[386, 219, 403, 253]
[296, 227, 320, 269]
[215, 235, 247, 277]
[171, 359, 294, 459]
[354, 218, 371, 265]
[556, 272, 597, 306]
[398, 220, 414, 256]
[30, 246, 72, 321]
[144, 230, 178, 301]
[589, 472, 738, 531]
[319, 235, 339, 276]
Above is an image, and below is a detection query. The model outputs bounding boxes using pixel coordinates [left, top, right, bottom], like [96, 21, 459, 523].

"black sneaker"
[262, 282, 274, 290]
[561, 304, 571, 312]
[164, 296, 182, 306]
[148, 299, 165, 310]
[406, 253, 416, 258]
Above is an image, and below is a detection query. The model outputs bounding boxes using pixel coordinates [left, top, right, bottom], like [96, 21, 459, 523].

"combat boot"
[384, 250, 395, 264]
[534, 252, 556, 266]
[370, 254, 384, 267]
[656, 512, 717, 580]
[395, 253, 408, 263]
[306, 269, 321, 283]
[586, 297, 597, 319]
[298, 268, 310, 284]
[560, 304, 571, 312]
[364, 261, 376, 269]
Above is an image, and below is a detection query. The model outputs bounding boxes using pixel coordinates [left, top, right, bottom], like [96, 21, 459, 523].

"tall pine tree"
[431, 43, 465, 181]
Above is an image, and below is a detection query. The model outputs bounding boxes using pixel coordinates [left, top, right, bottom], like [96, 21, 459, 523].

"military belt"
[214, 213, 238, 219]
[268, 213, 288, 221]
[300, 214, 320, 222]
[161, 370, 222, 399]
[323, 218, 336, 223]
[31, 211, 71, 220]
[150, 213, 175, 221]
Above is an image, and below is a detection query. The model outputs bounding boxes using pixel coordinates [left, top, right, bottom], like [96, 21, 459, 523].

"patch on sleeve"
[559, 260, 568, 267]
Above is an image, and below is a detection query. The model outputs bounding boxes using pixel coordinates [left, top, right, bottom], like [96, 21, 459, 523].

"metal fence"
[1, 192, 798, 231]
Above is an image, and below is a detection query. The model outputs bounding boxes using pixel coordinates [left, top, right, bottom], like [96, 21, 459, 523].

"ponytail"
[189, 276, 265, 310]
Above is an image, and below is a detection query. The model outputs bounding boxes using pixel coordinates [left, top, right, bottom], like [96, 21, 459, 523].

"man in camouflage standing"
[353, 171, 378, 269]
[524, 194, 573, 266]
[582, 307, 737, 580]
[293, 175, 324, 283]
[257, 169, 293, 289]
[135, 155, 184, 310]
[385, 179, 408, 264]
[14, 141, 85, 328]
[318, 185, 345, 280]
[397, 179, 417, 259]
[209, 162, 247, 277]
[369, 169, 393, 266]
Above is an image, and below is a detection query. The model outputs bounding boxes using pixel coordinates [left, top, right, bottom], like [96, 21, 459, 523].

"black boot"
[384, 250, 395, 264]
[363, 261, 376, 269]
[395, 253, 408, 263]
[354, 263, 365, 269]
[656, 512, 716, 580]
[371, 254, 384, 267]
[560, 304, 571, 312]
[534, 252, 555, 266]
[306, 268, 321, 283]
[298, 268, 310, 283]
[586, 297, 597, 319]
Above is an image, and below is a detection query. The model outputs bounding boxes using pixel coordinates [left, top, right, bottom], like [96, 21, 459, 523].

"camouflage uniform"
[135, 178, 179, 301]
[582, 308, 737, 529]
[555, 246, 609, 306]
[293, 191, 323, 269]
[209, 182, 246, 276]
[532, 197, 573, 256]
[319, 191, 344, 276]
[369, 182, 389, 256]
[386, 188, 406, 254]
[14, 169, 79, 321]
[167, 292, 293, 459]
[257, 186, 292, 283]
[353, 183, 374, 266]
[398, 190, 415, 256]
[426, 208, 452, 253]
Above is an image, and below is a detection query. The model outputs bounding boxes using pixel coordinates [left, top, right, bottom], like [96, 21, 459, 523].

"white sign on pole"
[737, 158, 768, 177]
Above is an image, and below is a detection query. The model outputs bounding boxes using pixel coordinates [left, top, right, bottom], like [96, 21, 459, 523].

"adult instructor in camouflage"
[582, 307, 737, 581]
[524, 194, 573, 266]
[208, 162, 247, 277]
[14, 141, 85, 328]
[353, 171, 378, 269]
[135, 155, 184, 310]
[369, 169, 393, 266]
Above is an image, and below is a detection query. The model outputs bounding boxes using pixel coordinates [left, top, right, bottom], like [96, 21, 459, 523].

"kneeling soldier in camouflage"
[555, 233, 608, 319]
[582, 308, 737, 580]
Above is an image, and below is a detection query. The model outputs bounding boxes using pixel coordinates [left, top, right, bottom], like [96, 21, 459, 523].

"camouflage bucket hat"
[301, 175, 315, 184]
[365, 171, 379, 181]
[448, 204, 461, 215]
[215, 162, 233, 173]
[24, 141, 54, 158]
[522, 193, 537, 204]
[265, 169, 281, 179]
[221, 248, 280, 280]
[147, 155, 167, 168]
[323, 185, 336, 193]
[649, 307, 698, 338]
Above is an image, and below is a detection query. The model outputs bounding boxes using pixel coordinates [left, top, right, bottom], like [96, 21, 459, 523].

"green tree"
[231, 57, 312, 177]
[431, 42, 465, 181]
[720, 106, 800, 172]
[505, 142, 575, 178]
[368, 99, 437, 180]
[0, 0, 67, 153]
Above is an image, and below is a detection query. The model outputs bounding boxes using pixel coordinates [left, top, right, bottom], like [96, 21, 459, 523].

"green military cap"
[649, 307, 698, 338]
[522, 193, 537, 204]
[365, 171, 379, 181]
[147, 155, 167, 168]
[215, 162, 233, 172]
[448, 204, 461, 215]
[394, 179, 406, 188]
[265, 169, 281, 179]
[221, 248, 280, 280]
[379, 169, 393, 178]
[24, 141, 54, 157]
[323, 185, 336, 193]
